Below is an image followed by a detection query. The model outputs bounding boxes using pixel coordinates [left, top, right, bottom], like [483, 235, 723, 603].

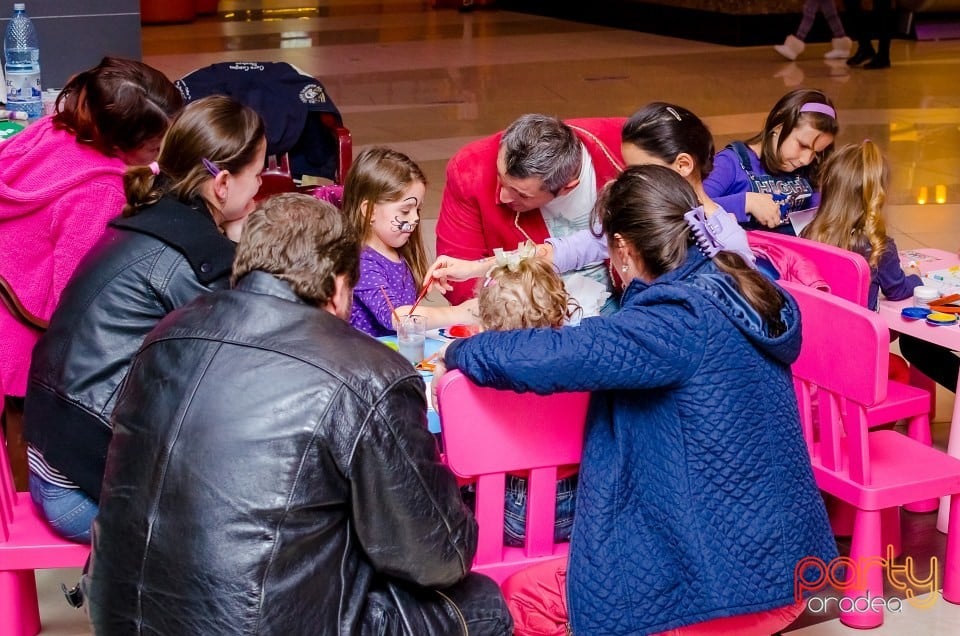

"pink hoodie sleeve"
[48, 179, 127, 311]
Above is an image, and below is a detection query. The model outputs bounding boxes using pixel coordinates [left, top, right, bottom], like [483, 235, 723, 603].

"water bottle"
[3, 3, 42, 118]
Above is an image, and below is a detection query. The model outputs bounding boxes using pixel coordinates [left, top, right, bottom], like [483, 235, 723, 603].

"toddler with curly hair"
[470, 244, 581, 547]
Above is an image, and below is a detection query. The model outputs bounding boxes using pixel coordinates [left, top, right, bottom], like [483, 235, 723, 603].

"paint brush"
[407, 278, 433, 317]
[379, 285, 400, 324]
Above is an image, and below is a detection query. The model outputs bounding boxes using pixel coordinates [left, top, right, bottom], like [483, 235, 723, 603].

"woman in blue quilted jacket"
[435, 165, 837, 635]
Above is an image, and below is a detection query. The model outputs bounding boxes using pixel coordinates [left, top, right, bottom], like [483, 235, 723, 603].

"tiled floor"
[31, 1, 960, 633]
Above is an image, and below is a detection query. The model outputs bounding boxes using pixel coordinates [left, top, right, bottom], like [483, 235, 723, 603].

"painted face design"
[392, 216, 419, 233]
[368, 180, 427, 253]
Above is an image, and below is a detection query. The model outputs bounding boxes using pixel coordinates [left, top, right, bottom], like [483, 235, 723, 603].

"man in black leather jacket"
[85, 194, 512, 635]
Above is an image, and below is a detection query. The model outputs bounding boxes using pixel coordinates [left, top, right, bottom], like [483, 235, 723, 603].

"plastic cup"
[398, 314, 426, 364]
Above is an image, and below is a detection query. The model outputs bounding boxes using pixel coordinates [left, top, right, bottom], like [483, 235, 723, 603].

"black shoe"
[61, 582, 84, 608]
[864, 56, 891, 69]
[846, 46, 876, 66]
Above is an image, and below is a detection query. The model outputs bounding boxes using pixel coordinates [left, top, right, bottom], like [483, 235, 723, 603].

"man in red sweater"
[436, 114, 625, 306]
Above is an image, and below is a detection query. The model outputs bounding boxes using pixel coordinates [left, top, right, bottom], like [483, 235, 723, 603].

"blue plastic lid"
[901, 306, 931, 320]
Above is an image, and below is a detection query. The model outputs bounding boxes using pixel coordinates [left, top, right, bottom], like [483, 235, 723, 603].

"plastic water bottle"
[3, 3, 42, 118]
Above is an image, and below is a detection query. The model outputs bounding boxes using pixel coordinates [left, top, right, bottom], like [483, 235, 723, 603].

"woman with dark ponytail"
[435, 165, 836, 635]
[0, 56, 183, 398]
[22, 95, 266, 543]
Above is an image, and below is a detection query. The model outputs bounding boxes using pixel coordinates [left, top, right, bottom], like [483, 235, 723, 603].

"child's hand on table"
[430, 347, 449, 409]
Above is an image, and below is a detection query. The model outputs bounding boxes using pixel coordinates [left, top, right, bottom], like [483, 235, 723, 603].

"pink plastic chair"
[749, 231, 871, 305]
[782, 280, 960, 628]
[754, 233, 936, 516]
[0, 383, 90, 636]
[751, 231, 935, 415]
[435, 370, 589, 584]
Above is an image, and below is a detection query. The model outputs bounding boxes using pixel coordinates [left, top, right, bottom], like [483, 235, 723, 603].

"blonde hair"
[341, 147, 429, 284]
[477, 258, 577, 330]
[801, 140, 888, 269]
[232, 193, 360, 306]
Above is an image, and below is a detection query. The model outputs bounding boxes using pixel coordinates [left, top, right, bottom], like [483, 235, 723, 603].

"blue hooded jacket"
[444, 247, 837, 635]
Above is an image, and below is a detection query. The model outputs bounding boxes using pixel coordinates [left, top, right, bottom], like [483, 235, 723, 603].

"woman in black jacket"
[23, 95, 266, 543]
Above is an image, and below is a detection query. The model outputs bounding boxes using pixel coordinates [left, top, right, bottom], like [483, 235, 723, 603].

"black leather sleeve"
[348, 374, 478, 588]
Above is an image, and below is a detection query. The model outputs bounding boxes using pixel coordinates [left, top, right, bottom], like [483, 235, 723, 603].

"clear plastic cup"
[397, 314, 426, 365]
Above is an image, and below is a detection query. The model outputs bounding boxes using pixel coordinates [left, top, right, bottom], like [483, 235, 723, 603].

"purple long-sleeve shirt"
[350, 247, 417, 337]
[546, 222, 608, 273]
[868, 237, 923, 311]
[547, 207, 756, 273]
[704, 145, 821, 223]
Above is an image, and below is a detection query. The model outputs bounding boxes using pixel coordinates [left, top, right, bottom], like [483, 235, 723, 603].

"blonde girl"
[473, 249, 580, 547]
[802, 139, 921, 310]
[477, 246, 578, 331]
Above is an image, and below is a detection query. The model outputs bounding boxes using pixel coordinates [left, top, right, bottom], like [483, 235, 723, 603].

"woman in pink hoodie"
[0, 57, 183, 397]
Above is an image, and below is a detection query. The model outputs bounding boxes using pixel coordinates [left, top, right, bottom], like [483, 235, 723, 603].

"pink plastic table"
[877, 247, 960, 532]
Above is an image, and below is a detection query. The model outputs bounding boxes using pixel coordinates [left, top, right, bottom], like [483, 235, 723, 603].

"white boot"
[774, 35, 805, 61]
[824, 36, 853, 59]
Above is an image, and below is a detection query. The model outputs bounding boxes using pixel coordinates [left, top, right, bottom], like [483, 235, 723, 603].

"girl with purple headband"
[704, 88, 838, 235]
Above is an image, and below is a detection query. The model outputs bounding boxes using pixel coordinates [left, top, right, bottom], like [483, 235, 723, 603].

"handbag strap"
[0, 274, 48, 331]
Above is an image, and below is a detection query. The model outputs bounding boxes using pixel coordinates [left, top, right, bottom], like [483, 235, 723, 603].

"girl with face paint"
[343, 147, 479, 337]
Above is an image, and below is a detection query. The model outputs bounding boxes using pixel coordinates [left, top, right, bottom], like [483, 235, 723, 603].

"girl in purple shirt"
[704, 89, 838, 233]
[344, 147, 477, 337]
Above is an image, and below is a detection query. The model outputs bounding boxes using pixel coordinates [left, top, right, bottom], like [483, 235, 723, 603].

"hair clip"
[201, 158, 221, 177]
[491, 240, 537, 273]
[684, 207, 758, 269]
[684, 207, 721, 258]
[148, 161, 160, 176]
[666, 106, 682, 122]
[799, 102, 836, 119]
[482, 277, 498, 288]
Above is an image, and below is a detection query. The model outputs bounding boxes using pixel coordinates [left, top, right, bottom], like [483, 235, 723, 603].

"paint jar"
[914, 286, 939, 307]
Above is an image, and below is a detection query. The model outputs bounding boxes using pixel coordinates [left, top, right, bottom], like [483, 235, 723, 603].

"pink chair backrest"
[749, 231, 871, 306]
[780, 280, 888, 484]
[436, 370, 590, 582]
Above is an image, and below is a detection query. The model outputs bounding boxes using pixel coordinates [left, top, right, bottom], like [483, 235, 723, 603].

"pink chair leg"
[841, 510, 885, 629]
[904, 416, 938, 511]
[943, 494, 960, 604]
[906, 413, 932, 447]
[0, 569, 42, 636]
[881, 507, 901, 558]
[907, 366, 937, 418]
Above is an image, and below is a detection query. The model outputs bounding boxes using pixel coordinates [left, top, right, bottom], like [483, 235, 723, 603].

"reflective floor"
[33, 1, 960, 632]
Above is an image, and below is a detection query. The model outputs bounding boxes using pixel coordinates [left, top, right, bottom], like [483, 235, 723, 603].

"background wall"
[500, 0, 960, 46]
[0, 0, 141, 90]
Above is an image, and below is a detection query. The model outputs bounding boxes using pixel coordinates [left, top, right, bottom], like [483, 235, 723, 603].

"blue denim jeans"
[28, 472, 97, 544]
[503, 473, 577, 548]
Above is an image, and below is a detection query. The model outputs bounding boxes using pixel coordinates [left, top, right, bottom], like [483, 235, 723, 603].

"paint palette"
[925, 311, 958, 327]
[901, 306, 932, 321]
[439, 324, 479, 339]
